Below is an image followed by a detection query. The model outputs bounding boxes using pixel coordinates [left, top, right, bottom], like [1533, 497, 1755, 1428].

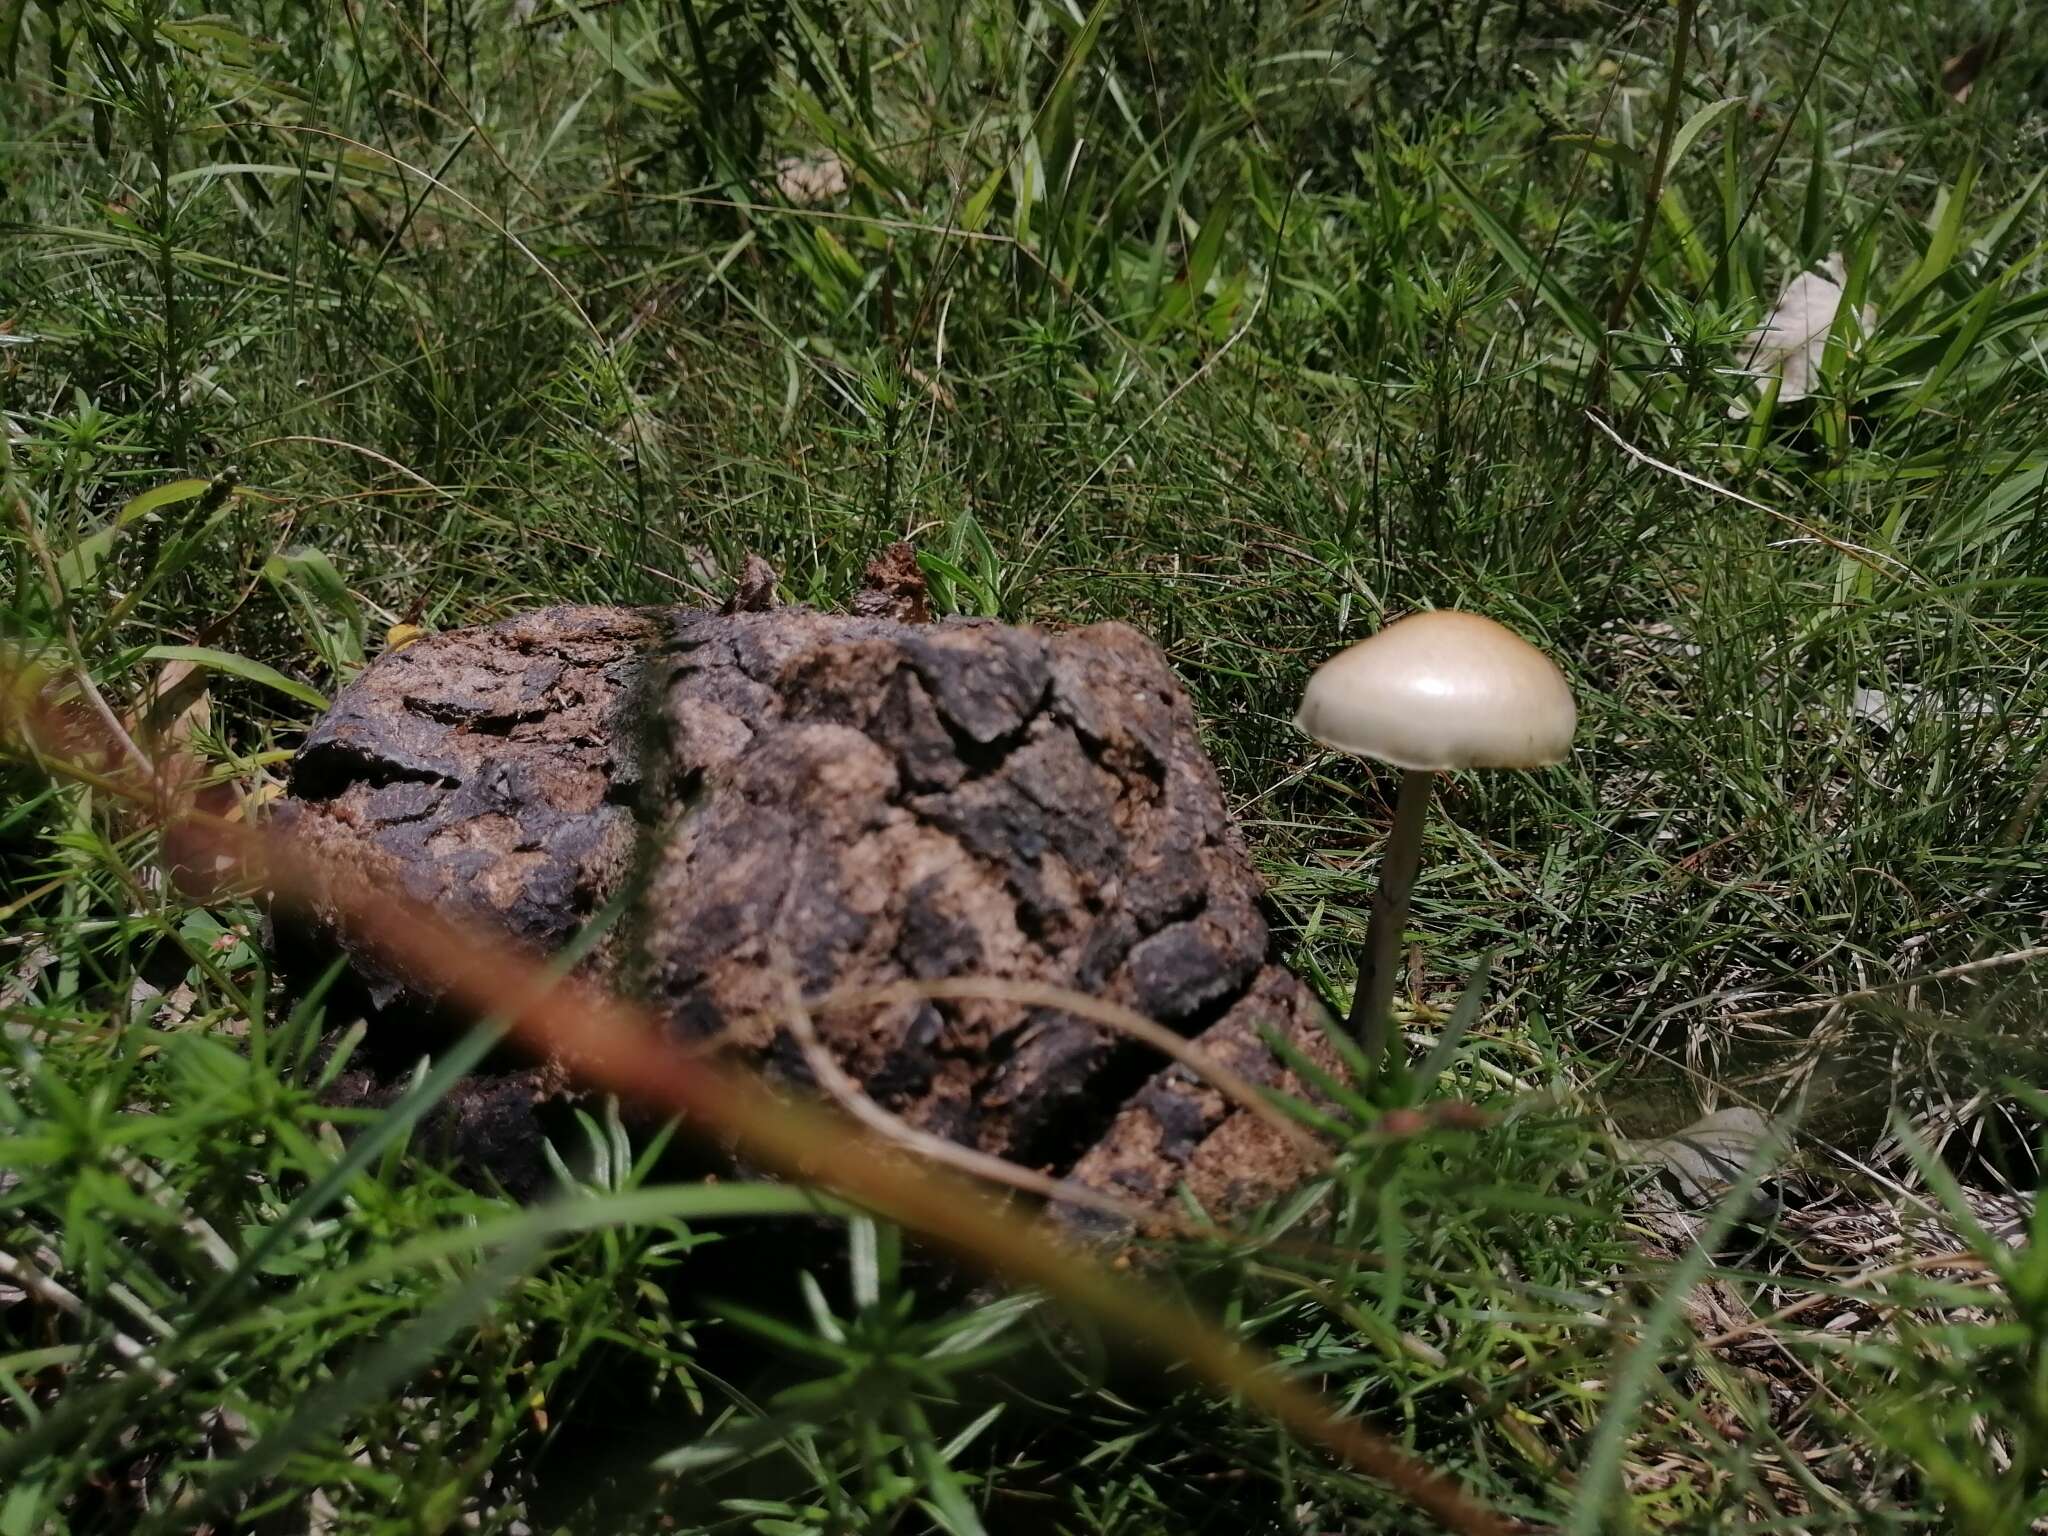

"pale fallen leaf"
[1851, 685, 1903, 731]
[132, 656, 211, 765]
[1942, 34, 2005, 104]
[1733, 254, 1874, 409]
[2, 943, 56, 1012]
[233, 778, 285, 822]
[127, 977, 163, 1024]
[774, 152, 848, 206]
[1846, 683, 1993, 731]
[385, 622, 425, 651]
[1621, 1106, 1772, 1204]
[154, 981, 198, 1029]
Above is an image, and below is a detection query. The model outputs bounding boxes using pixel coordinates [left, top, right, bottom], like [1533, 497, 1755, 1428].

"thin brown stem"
[811, 975, 1328, 1167]
[778, 971, 1196, 1236]
[1348, 768, 1434, 1061]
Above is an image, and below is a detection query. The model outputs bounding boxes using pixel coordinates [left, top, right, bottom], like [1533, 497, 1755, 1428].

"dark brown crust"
[280, 602, 1341, 1225]
[850, 542, 932, 625]
[1061, 966, 1337, 1235]
[274, 604, 659, 1005]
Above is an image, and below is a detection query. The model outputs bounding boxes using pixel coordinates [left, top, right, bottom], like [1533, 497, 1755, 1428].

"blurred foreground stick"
[1, 588, 1525, 1536]
[275, 565, 1341, 1229]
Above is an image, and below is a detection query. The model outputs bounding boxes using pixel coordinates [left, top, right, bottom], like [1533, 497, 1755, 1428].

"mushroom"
[1295, 610, 1577, 1063]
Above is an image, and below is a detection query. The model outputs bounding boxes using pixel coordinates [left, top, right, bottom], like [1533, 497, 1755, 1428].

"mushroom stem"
[1346, 768, 1434, 1063]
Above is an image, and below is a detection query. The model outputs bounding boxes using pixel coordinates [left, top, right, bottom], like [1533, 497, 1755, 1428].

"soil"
[275, 556, 1340, 1231]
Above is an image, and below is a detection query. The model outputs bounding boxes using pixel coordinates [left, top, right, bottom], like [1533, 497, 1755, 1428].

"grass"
[3, 0, 2047, 1529]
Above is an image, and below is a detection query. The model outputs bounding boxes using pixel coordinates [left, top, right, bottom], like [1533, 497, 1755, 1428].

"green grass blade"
[1567, 1122, 1788, 1535]
[1438, 162, 1602, 352]
[138, 645, 328, 711]
[1662, 97, 1743, 181]
[185, 897, 628, 1326]
[169, 1229, 547, 1527]
[1413, 951, 1495, 1096]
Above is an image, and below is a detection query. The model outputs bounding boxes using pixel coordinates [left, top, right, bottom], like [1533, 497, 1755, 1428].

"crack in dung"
[905, 662, 1053, 787]
[289, 739, 459, 802]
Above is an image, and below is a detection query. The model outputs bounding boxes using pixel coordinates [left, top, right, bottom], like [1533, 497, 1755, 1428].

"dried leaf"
[155, 981, 198, 1028]
[1735, 253, 1874, 405]
[2, 943, 55, 1011]
[1942, 34, 2006, 104]
[127, 977, 163, 1023]
[235, 778, 285, 822]
[721, 554, 781, 613]
[1850, 686, 1902, 730]
[1846, 683, 1992, 730]
[851, 541, 931, 624]
[134, 656, 211, 763]
[1622, 1106, 1771, 1204]
[774, 153, 848, 206]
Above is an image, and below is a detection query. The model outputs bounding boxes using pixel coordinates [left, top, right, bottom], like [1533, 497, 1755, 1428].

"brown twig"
[809, 976, 1332, 1169]
[302, 852, 1518, 1534]
[777, 970, 1196, 1237]
[0, 1235, 256, 1460]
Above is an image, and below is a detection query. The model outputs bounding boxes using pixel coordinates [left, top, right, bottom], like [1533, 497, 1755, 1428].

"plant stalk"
[1347, 768, 1434, 1063]
[1586, 0, 1698, 412]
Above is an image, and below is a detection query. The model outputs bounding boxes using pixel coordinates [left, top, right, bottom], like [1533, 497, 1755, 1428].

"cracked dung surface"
[280, 602, 1340, 1224]
[275, 605, 659, 1008]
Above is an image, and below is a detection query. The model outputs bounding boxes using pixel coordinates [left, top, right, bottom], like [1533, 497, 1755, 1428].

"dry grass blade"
[1584, 409, 1919, 581]
[1698, 1250, 1996, 1351]
[0, 1247, 173, 1388]
[810, 975, 1331, 1167]
[1722, 945, 2048, 1021]
[776, 969, 1194, 1235]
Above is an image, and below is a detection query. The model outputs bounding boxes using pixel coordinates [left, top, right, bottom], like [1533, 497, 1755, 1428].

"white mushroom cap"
[1294, 610, 1576, 772]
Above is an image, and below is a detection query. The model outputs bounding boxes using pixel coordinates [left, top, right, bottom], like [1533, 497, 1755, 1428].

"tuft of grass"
[3, 0, 2046, 1530]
